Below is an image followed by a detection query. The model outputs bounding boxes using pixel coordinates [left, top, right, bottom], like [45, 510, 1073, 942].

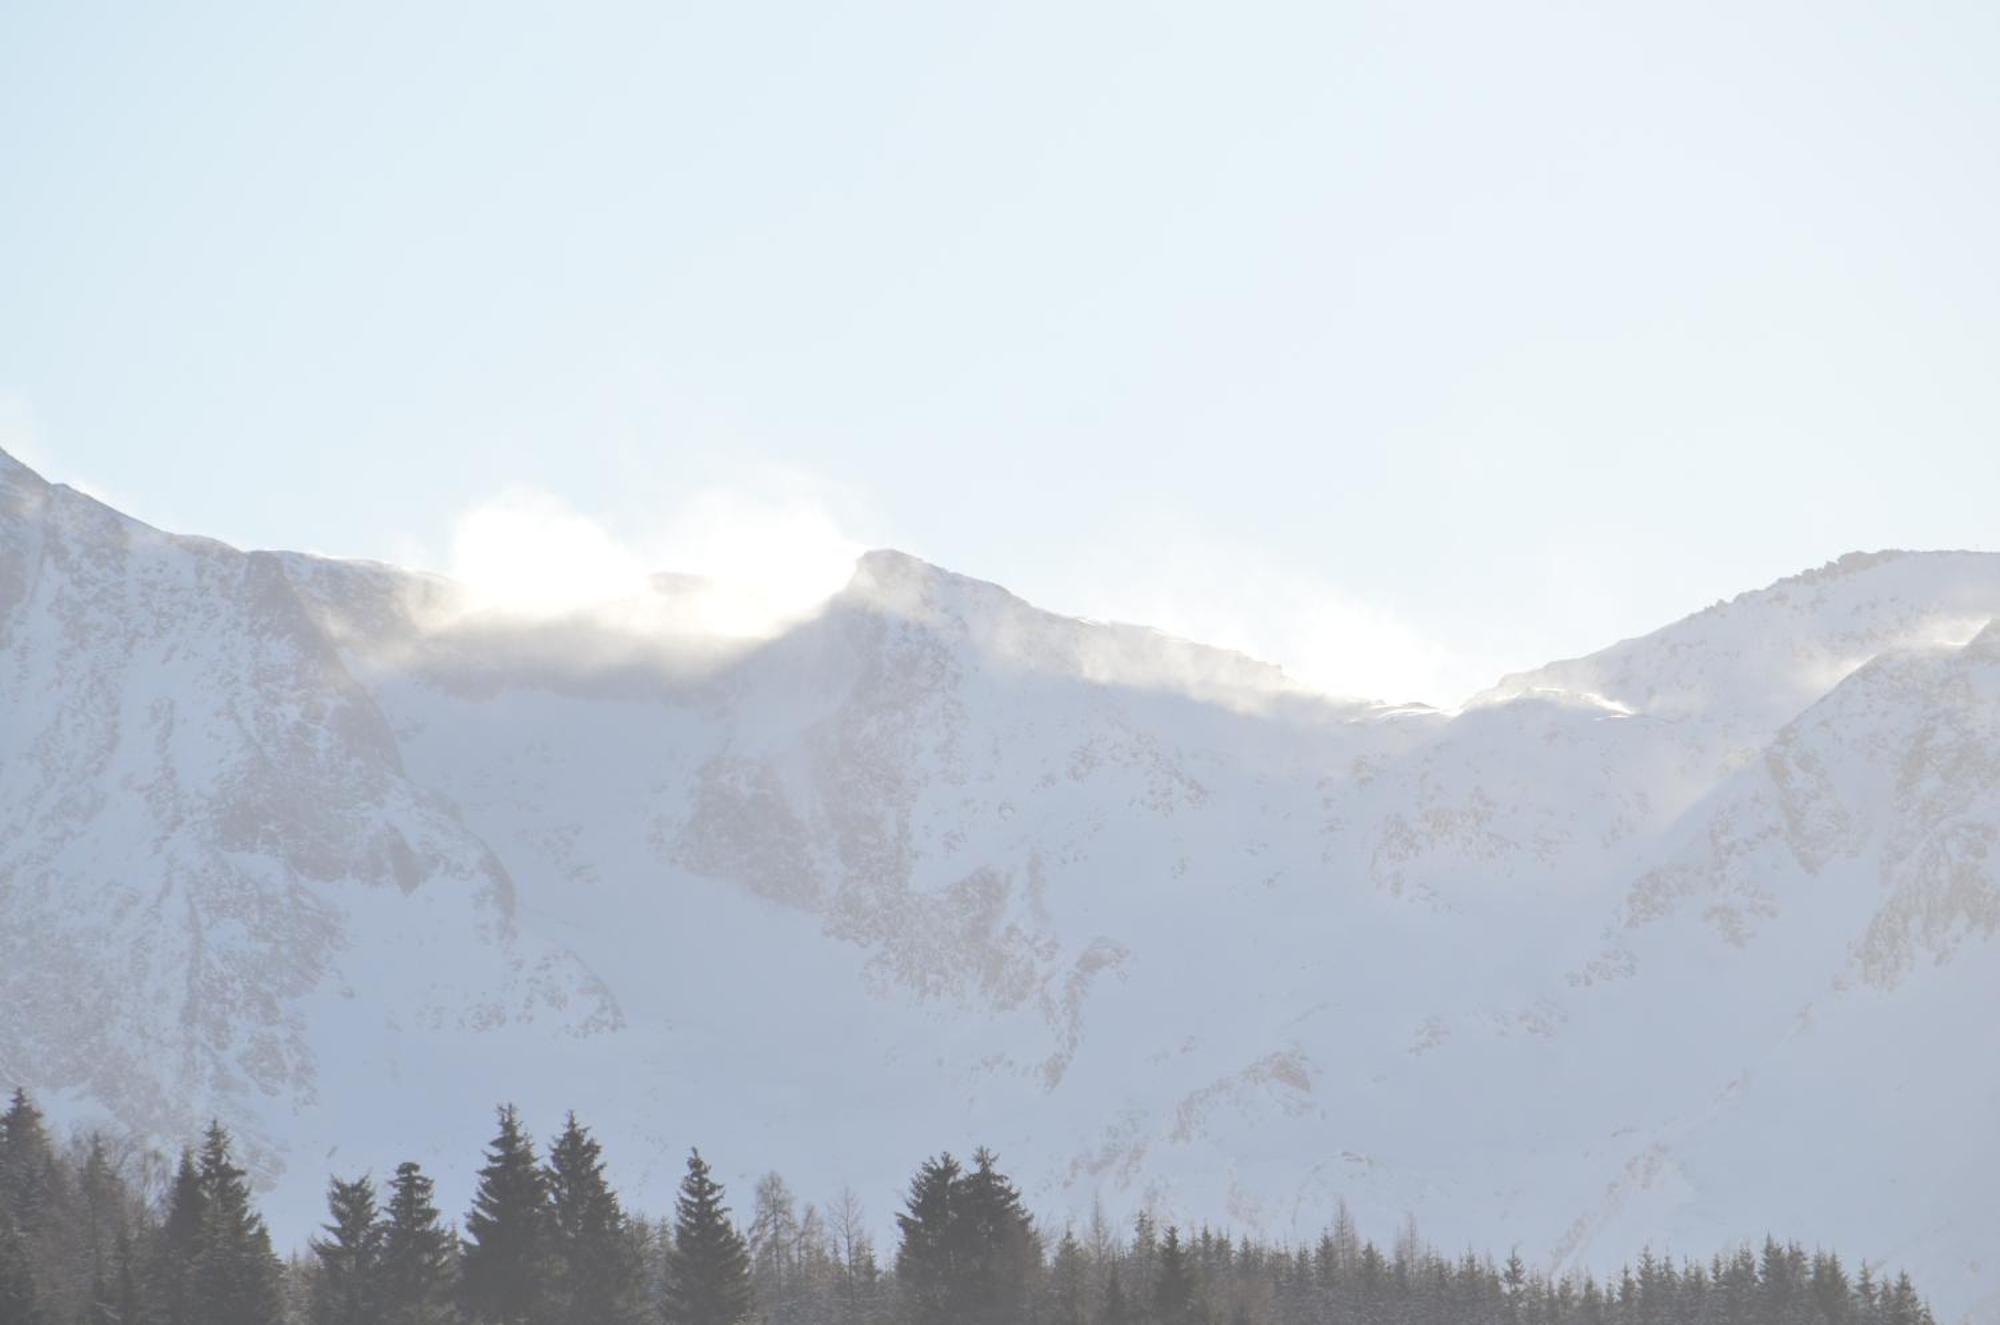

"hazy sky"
[4, 1, 1997, 704]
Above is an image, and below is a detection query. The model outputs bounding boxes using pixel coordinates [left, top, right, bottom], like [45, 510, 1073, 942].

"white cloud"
[430, 474, 866, 637]
[1045, 518, 1498, 708]
[639, 482, 867, 636]
[421, 478, 1496, 704]
[446, 486, 652, 614]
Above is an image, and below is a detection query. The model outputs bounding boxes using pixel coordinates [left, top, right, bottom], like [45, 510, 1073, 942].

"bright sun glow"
[449, 488, 651, 616]
[443, 484, 864, 637]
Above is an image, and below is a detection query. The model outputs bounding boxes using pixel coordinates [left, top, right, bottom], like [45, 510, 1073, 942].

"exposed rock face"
[0, 455, 616, 1174]
[5, 447, 2000, 1319]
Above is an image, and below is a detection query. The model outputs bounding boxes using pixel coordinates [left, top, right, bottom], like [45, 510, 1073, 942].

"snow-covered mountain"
[4, 446, 1999, 1318]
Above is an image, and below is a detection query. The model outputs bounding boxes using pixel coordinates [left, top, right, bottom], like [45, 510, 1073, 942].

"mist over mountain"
[4, 446, 1998, 1320]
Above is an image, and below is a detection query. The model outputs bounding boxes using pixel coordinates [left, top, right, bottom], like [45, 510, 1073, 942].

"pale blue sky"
[4, 1, 1997, 703]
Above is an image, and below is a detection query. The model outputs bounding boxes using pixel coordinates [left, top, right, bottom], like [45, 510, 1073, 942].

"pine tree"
[544, 1113, 644, 1325]
[461, 1105, 550, 1325]
[662, 1149, 752, 1325]
[954, 1148, 1037, 1325]
[1048, 1227, 1088, 1325]
[1812, 1251, 1855, 1325]
[188, 1123, 285, 1325]
[1505, 1249, 1530, 1311]
[0, 1090, 1956, 1325]
[0, 1089, 62, 1224]
[98, 1225, 146, 1325]
[1101, 1265, 1131, 1325]
[893, 1153, 961, 1325]
[0, 1088, 67, 1317]
[1154, 1225, 1198, 1325]
[1716, 1246, 1758, 1325]
[1130, 1210, 1159, 1301]
[76, 1135, 134, 1325]
[146, 1149, 207, 1325]
[0, 1209, 45, 1325]
[379, 1161, 458, 1325]
[309, 1174, 383, 1325]
[1882, 1273, 1923, 1325]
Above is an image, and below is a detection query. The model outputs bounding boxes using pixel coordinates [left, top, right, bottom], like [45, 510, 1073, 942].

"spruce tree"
[0, 1210, 44, 1325]
[1504, 1247, 1530, 1325]
[1882, 1273, 1924, 1325]
[146, 1148, 207, 1325]
[99, 1226, 145, 1325]
[76, 1135, 133, 1324]
[954, 1148, 1037, 1325]
[1812, 1251, 1855, 1325]
[0, 1089, 62, 1223]
[460, 1105, 550, 1325]
[188, 1122, 285, 1325]
[892, 1153, 961, 1325]
[0, 1088, 67, 1317]
[1717, 1246, 1758, 1325]
[1048, 1227, 1087, 1325]
[309, 1174, 383, 1325]
[663, 1149, 752, 1325]
[379, 1161, 458, 1325]
[1101, 1265, 1131, 1325]
[544, 1113, 644, 1325]
[1130, 1209, 1159, 1298]
[1153, 1225, 1198, 1325]
[0, 1092, 1949, 1325]
[1857, 1263, 1879, 1318]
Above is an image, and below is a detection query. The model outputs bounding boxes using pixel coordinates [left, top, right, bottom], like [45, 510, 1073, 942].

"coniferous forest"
[0, 1089, 1938, 1325]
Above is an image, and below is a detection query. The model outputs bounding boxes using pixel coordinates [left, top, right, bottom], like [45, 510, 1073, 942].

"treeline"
[0, 1088, 1939, 1325]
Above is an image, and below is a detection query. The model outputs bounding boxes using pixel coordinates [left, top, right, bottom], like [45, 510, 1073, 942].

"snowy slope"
[0, 452, 615, 1171]
[4, 447, 1999, 1318]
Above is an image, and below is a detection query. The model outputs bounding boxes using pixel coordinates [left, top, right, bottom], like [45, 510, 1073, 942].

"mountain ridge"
[4, 446, 1998, 1320]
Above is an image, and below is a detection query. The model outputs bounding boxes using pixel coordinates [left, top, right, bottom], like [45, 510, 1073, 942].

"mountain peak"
[841, 547, 1021, 612]
[827, 545, 1316, 708]
[1479, 549, 2000, 728]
